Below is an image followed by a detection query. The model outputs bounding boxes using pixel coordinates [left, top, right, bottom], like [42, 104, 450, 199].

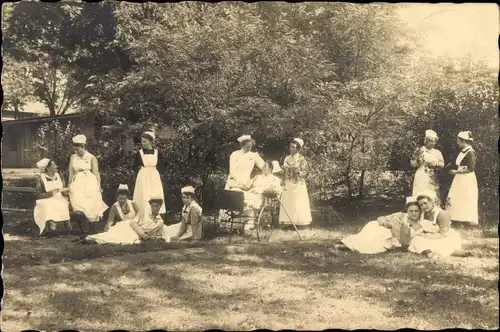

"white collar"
[43, 172, 57, 179]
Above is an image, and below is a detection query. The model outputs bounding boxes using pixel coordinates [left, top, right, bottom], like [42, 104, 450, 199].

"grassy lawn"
[2, 205, 498, 331]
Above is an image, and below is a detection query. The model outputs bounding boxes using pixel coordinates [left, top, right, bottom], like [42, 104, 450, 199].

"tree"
[1, 56, 36, 117]
[81, 2, 421, 209]
[3, 1, 125, 116]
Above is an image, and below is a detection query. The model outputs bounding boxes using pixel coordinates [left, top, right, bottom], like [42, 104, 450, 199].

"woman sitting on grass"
[129, 195, 170, 243]
[171, 186, 204, 241]
[408, 190, 469, 259]
[87, 184, 142, 245]
[33, 158, 71, 236]
[334, 197, 424, 254]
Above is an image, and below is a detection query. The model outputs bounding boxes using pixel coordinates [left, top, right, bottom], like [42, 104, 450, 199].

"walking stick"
[277, 192, 303, 240]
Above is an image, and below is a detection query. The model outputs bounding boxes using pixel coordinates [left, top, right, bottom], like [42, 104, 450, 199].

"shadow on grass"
[3, 234, 499, 330]
[2, 199, 499, 329]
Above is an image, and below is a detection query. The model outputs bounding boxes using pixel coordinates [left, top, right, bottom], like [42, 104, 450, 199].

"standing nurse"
[445, 131, 479, 226]
[220, 135, 265, 222]
[279, 138, 312, 227]
[133, 131, 166, 215]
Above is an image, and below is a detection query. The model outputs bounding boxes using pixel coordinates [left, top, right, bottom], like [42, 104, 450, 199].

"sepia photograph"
[1, 1, 498, 330]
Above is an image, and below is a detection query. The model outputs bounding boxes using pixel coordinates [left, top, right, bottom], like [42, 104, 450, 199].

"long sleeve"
[461, 150, 476, 172]
[130, 212, 148, 239]
[189, 207, 203, 240]
[35, 175, 52, 199]
[229, 151, 238, 179]
[133, 151, 143, 172]
[68, 155, 75, 184]
[377, 213, 401, 228]
[176, 219, 189, 238]
[90, 155, 101, 188]
[155, 150, 165, 174]
[254, 152, 265, 170]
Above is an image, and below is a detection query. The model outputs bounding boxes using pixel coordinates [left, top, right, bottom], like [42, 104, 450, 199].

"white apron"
[279, 154, 312, 226]
[412, 147, 444, 205]
[133, 149, 166, 215]
[87, 200, 141, 244]
[69, 153, 108, 222]
[409, 207, 462, 257]
[33, 173, 71, 234]
[446, 148, 479, 224]
[341, 220, 395, 254]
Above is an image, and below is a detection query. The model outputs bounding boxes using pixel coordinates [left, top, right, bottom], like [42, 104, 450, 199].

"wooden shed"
[2, 113, 177, 168]
[2, 113, 95, 168]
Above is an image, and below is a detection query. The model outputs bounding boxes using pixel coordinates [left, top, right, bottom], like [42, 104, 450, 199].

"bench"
[2, 186, 37, 212]
[3, 186, 37, 193]
[2, 185, 95, 235]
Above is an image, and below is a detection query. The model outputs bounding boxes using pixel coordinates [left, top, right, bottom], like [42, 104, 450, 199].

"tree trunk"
[346, 172, 352, 203]
[358, 136, 366, 200]
[13, 103, 20, 119]
[47, 101, 56, 116]
[358, 169, 366, 200]
[345, 135, 358, 203]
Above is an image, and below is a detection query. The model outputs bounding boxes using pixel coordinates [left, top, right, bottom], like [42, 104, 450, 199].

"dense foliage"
[3, 2, 497, 219]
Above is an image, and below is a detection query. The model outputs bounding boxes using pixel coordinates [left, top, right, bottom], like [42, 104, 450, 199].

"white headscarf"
[293, 138, 304, 147]
[36, 158, 51, 171]
[72, 134, 87, 145]
[237, 135, 252, 143]
[457, 131, 473, 142]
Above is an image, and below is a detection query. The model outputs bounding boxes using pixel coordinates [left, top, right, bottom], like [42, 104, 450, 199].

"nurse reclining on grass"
[335, 196, 424, 254]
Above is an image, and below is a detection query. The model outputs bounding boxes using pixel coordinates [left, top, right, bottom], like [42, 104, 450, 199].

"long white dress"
[87, 200, 141, 244]
[69, 152, 108, 222]
[342, 220, 397, 254]
[341, 212, 423, 254]
[33, 173, 71, 234]
[279, 154, 312, 226]
[408, 207, 462, 257]
[411, 146, 444, 205]
[445, 147, 479, 225]
[133, 149, 166, 215]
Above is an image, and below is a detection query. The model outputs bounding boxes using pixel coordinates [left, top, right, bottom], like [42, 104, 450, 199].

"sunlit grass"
[2, 223, 498, 330]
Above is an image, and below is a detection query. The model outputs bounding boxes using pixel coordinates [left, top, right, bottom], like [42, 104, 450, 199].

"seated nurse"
[130, 195, 170, 242]
[33, 158, 71, 236]
[172, 186, 204, 241]
[408, 190, 465, 259]
[242, 160, 283, 209]
[87, 184, 142, 245]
